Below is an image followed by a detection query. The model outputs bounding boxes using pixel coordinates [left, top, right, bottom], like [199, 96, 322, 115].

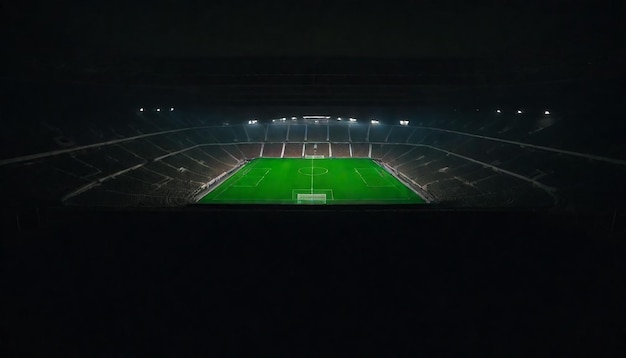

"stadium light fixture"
[476, 108, 480, 112]
[349, 118, 357, 122]
[399, 120, 409, 126]
[371, 119, 379, 125]
[544, 110, 551, 115]
[496, 109, 501, 113]
[337, 117, 342, 121]
[281, 117, 286, 121]
[517, 110, 523, 114]
[291, 116, 297, 120]
[170, 107, 174, 112]
[139, 107, 144, 112]
[156, 108, 161, 112]
[248, 119, 258, 124]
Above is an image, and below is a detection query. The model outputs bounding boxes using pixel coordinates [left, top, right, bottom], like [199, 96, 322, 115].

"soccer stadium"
[2, 97, 625, 210]
[3, 2, 626, 356]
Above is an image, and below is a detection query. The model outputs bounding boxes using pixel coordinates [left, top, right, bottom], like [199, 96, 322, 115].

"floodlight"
[399, 120, 409, 126]
[496, 109, 501, 113]
[349, 118, 357, 122]
[371, 119, 379, 124]
[170, 107, 174, 112]
[517, 110, 523, 114]
[291, 116, 297, 120]
[281, 117, 286, 121]
[139, 107, 144, 112]
[337, 117, 342, 121]
[544, 110, 550, 115]
[156, 108, 161, 112]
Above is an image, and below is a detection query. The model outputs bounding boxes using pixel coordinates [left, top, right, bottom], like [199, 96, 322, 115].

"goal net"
[304, 155, 325, 159]
[296, 193, 327, 204]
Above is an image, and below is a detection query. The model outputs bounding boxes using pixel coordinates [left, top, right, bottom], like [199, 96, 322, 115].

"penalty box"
[232, 168, 271, 187]
[354, 167, 395, 187]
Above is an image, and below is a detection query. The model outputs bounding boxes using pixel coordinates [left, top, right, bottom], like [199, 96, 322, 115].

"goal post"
[296, 193, 327, 204]
[292, 189, 333, 204]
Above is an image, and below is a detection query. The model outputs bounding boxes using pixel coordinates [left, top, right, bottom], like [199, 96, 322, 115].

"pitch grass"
[198, 158, 425, 205]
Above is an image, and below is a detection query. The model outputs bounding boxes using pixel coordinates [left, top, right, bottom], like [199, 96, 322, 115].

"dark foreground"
[2, 205, 625, 356]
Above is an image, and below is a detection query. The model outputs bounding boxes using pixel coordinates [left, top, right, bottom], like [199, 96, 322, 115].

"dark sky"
[4, 0, 625, 62]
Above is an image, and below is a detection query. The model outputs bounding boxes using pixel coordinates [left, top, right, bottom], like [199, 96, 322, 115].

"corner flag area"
[198, 158, 426, 204]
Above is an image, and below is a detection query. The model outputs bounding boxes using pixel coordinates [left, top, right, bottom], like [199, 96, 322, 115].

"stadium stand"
[230, 125, 249, 142]
[387, 126, 415, 143]
[370, 144, 392, 159]
[179, 128, 219, 145]
[211, 126, 238, 143]
[2, 105, 625, 209]
[237, 143, 262, 159]
[380, 145, 415, 164]
[288, 125, 306, 141]
[244, 124, 266, 141]
[349, 125, 368, 142]
[267, 125, 288, 142]
[306, 124, 327, 142]
[200, 146, 240, 166]
[145, 136, 186, 152]
[71, 146, 145, 177]
[304, 143, 330, 157]
[351, 143, 370, 157]
[284, 143, 304, 158]
[262, 143, 283, 157]
[220, 144, 246, 161]
[331, 143, 351, 158]
[329, 125, 350, 142]
[369, 124, 392, 142]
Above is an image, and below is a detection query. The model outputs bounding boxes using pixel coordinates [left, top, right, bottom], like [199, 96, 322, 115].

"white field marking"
[329, 197, 414, 203]
[354, 168, 395, 187]
[212, 165, 268, 199]
[232, 168, 271, 187]
[211, 169, 247, 200]
[297, 167, 329, 176]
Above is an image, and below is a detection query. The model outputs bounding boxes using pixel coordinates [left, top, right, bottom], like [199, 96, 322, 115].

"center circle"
[298, 167, 329, 176]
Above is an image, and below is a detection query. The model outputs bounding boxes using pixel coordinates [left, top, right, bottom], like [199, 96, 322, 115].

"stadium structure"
[1, 55, 625, 245]
[0, 100, 626, 208]
[3, 19, 626, 358]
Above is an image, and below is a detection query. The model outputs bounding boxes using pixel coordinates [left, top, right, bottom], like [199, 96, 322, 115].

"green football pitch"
[197, 158, 426, 204]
